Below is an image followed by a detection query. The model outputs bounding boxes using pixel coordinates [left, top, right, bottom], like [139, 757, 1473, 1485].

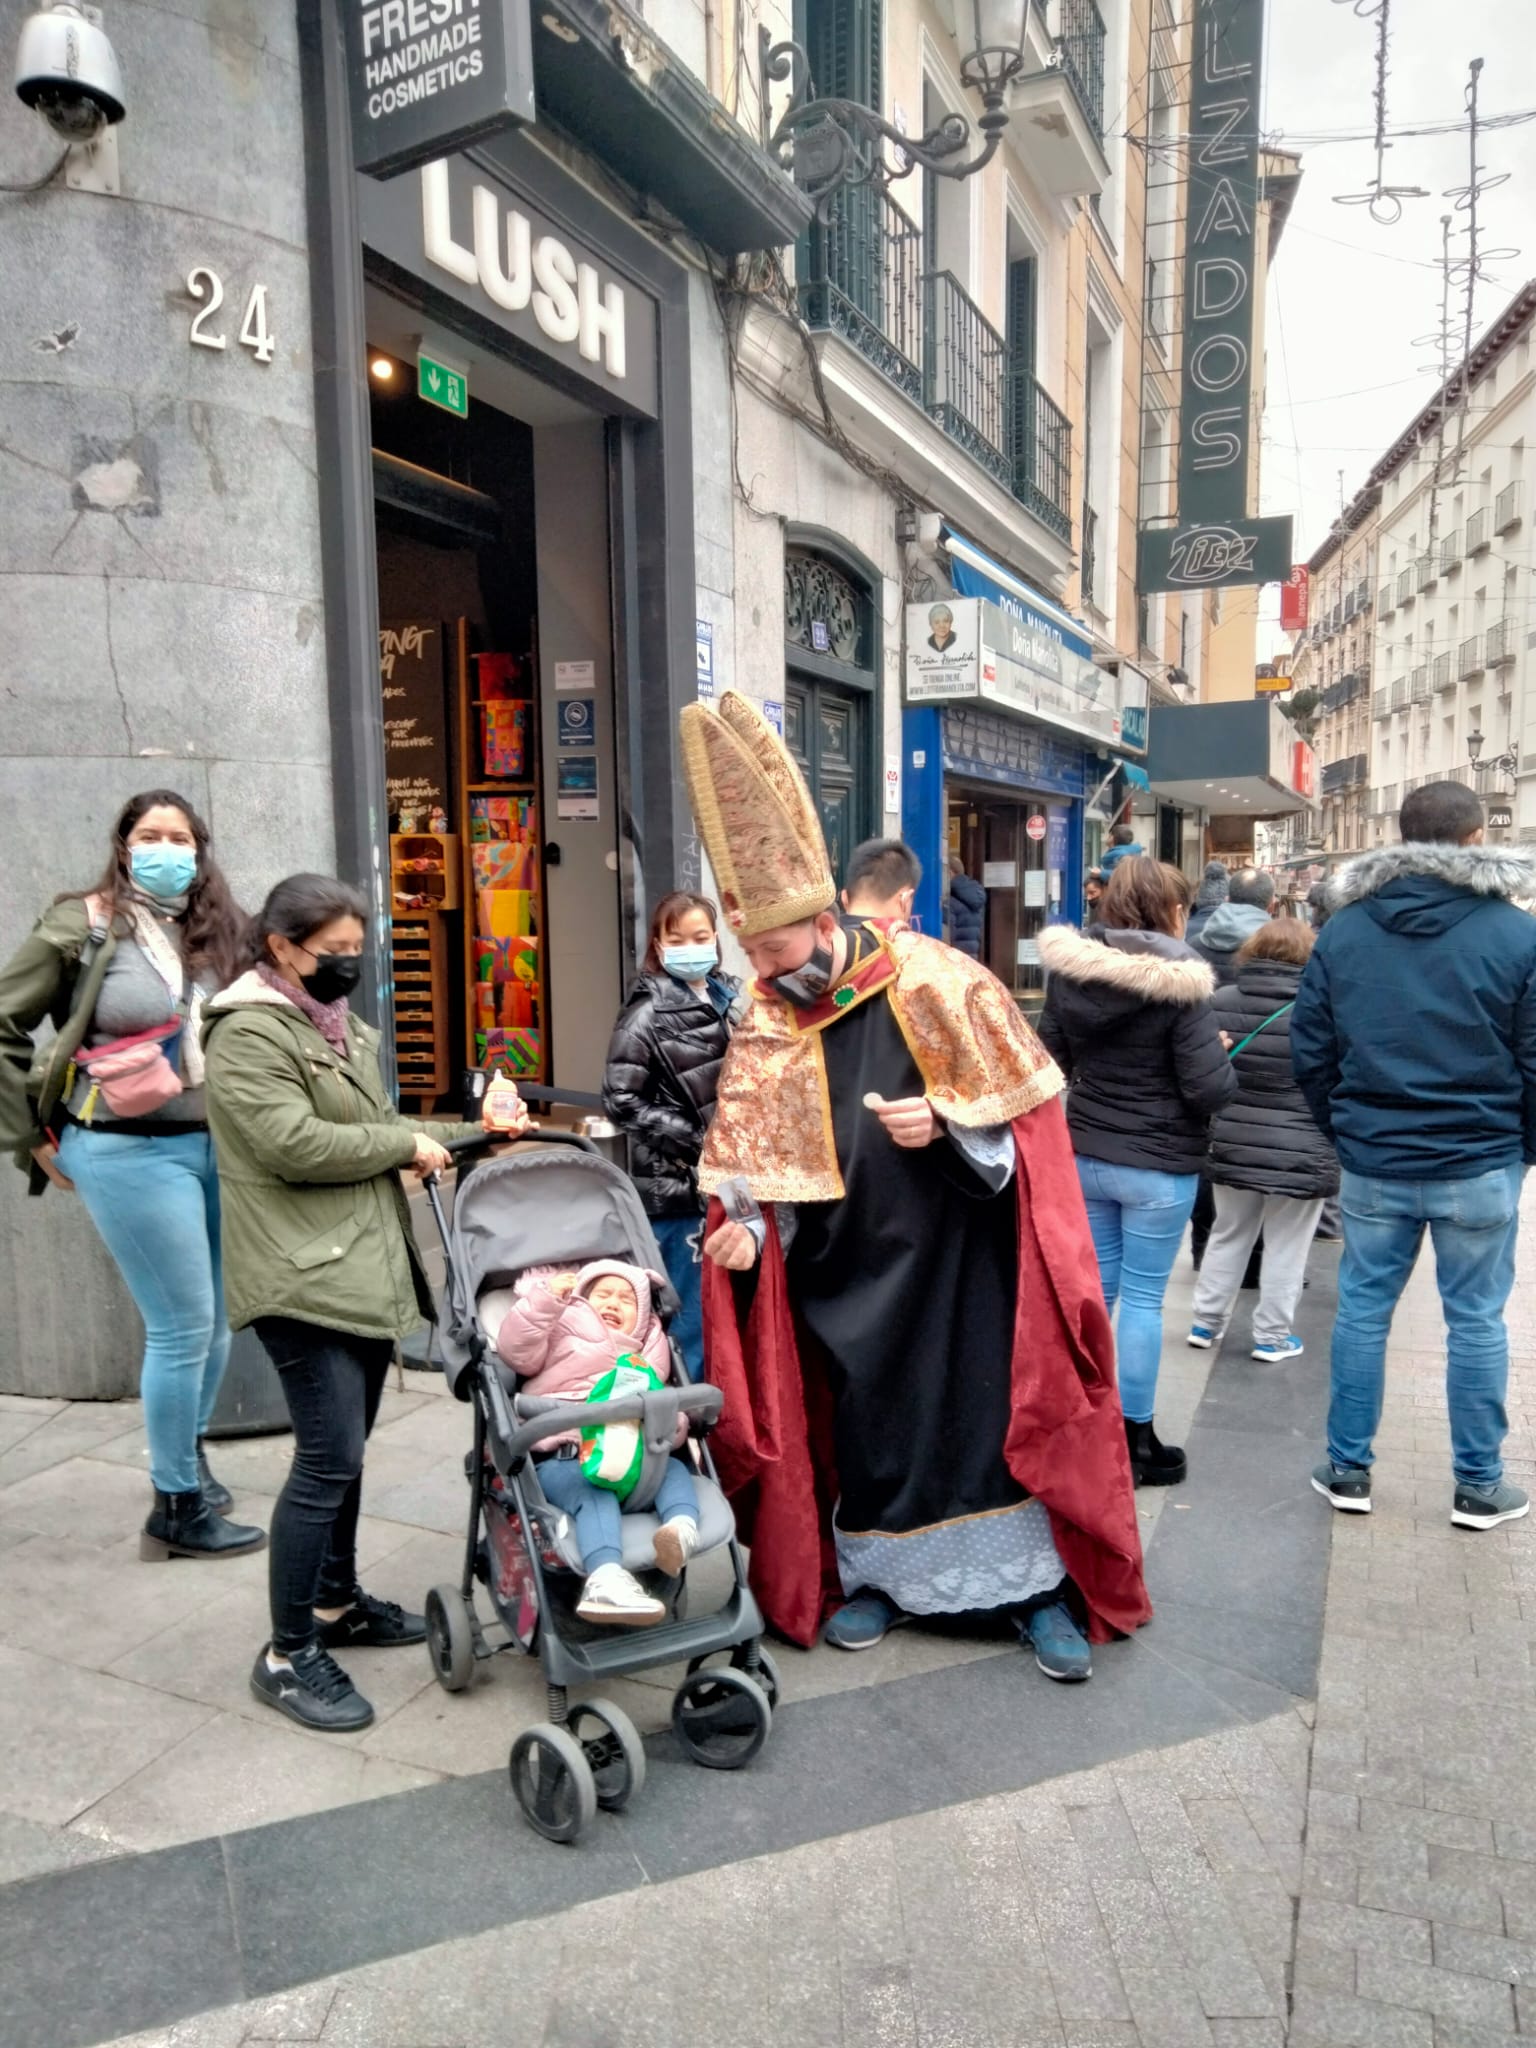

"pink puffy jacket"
[494, 1259, 676, 1450]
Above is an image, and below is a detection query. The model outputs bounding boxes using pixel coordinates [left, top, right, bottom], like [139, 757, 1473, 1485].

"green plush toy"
[579, 1356, 666, 1499]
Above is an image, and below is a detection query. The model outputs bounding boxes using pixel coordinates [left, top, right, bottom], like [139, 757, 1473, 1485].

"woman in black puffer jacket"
[1038, 857, 1235, 1488]
[603, 892, 739, 1380]
[1188, 918, 1338, 1365]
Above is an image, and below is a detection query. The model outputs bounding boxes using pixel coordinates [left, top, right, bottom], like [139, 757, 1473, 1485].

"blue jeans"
[650, 1213, 704, 1382]
[538, 1452, 700, 1572]
[57, 1125, 231, 1494]
[1075, 1156, 1199, 1425]
[1329, 1164, 1523, 1487]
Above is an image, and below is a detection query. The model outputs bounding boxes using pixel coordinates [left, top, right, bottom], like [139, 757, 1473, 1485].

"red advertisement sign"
[1292, 743, 1316, 799]
[1280, 566, 1309, 632]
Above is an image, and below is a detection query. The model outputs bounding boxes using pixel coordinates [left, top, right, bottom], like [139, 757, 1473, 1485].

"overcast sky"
[1255, 0, 1536, 648]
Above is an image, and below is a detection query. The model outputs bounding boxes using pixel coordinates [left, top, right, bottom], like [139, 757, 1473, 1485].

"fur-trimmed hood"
[1332, 841, 1536, 909]
[1037, 925, 1215, 1006]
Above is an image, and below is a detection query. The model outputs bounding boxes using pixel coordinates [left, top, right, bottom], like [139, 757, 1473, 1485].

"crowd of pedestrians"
[0, 763, 1528, 1734]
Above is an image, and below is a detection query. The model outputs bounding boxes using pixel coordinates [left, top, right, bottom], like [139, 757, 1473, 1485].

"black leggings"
[254, 1316, 393, 1655]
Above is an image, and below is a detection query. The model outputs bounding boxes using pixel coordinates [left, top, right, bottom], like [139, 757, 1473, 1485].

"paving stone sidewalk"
[5, 1195, 1534, 2047]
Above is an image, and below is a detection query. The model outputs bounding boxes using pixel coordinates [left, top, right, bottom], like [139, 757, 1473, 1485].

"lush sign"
[344, 0, 536, 179]
[1137, 0, 1292, 594]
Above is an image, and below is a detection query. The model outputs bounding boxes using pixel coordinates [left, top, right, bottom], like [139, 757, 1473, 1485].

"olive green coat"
[0, 897, 101, 1169]
[202, 972, 473, 1341]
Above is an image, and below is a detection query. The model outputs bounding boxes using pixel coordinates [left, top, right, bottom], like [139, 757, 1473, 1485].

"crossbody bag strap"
[1226, 1002, 1294, 1060]
[33, 916, 119, 1121]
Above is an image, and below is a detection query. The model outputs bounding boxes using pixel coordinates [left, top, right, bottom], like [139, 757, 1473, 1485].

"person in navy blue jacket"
[946, 854, 986, 958]
[1291, 780, 1536, 1531]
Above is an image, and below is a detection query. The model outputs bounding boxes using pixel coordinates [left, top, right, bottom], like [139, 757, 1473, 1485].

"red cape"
[702, 1094, 1152, 1649]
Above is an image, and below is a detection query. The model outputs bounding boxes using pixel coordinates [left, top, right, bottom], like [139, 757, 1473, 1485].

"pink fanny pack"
[77, 1022, 184, 1118]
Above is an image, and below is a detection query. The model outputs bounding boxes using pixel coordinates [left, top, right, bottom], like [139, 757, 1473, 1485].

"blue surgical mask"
[130, 844, 198, 902]
[662, 943, 718, 983]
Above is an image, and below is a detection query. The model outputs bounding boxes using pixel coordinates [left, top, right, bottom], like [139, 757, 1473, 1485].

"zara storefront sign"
[344, 0, 536, 179]
[1135, 0, 1292, 594]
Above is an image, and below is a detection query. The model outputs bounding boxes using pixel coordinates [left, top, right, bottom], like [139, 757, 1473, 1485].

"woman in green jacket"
[0, 789, 261, 1563]
[203, 873, 513, 1734]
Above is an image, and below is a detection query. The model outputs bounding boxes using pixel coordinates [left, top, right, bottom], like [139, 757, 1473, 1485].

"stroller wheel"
[671, 1668, 772, 1771]
[568, 1697, 647, 1811]
[686, 1645, 782, 1713]
[509, 1723, 597, 1843]
[424, 1585, 476, 1693]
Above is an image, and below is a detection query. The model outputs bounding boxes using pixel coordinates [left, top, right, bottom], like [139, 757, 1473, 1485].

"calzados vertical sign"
[1136, 0, 1292, 594]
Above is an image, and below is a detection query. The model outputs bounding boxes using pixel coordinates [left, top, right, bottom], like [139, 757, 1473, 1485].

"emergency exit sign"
[417, 350, 468, 418]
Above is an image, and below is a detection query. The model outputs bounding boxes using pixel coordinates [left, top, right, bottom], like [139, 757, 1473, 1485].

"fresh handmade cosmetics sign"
[904, 600, 1129, 751]
[344, 0, 536, 179]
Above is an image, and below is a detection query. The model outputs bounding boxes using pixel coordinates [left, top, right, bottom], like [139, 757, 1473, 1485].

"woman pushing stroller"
[493, 1260, 701, 1626]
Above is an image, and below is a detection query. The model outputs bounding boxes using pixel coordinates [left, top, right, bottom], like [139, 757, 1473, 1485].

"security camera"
[15, 3, 124, 144]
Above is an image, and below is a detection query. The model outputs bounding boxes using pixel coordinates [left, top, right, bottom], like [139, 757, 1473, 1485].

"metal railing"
[1485, 617, 1516, 667]
[800, 186, 924, 406]
[924, 270, 1010, 489]
[1416, 551, 1436, 590]
[1433, 650, 1455, 690]
[1411, 664, 1431, 703]
[1055, 0, 1107, 138]
[1081, 502, 1099, 608]
[1466, 505, 1491, 554]
[1011, 372, 1073, 539]
[800, 190, 1072, 541]
[1496, 479, 1523, 533]
[1372, 687, 1389, 719]
[1441, 526, 1463, 574]
[1390, 675, 1409, 711]
[1397, 567, 1414, 606]
[1460, 632, 1486, 679]
[1379, 580, 1395, 616]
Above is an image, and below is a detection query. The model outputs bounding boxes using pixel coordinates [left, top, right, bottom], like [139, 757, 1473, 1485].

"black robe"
[786, 991, 1028, 1543]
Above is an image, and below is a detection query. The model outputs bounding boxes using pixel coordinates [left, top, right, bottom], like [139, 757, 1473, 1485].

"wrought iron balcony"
[1379, 580, 1395, 616]
[800, 186, 924, 406]
[1390, 675, 1408, 711]
[1054, 0, 1107, 138]
[925, 269, 1011, 491]
[1466, 506, 1491, 555]
[1441, 526, 1463, 574]
[1496, 479, 1523, 533]
[1486, 616, 1517, 667]
[1460, 632, 1486, 679]
[1416, 551, 1437, 590]
[1397, 567, 1414, 606]
[799, 193, 1073, 541]
[1411, 664, 1431, 704]
[1371, 687, 1389, 720]
[1433, 650, 1455, 690]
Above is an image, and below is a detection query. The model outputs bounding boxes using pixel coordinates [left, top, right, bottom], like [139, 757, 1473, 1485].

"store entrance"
[950, 787, 1068, 1006]
[784, 676, 869, 886]
[366, 299, 622, 1110]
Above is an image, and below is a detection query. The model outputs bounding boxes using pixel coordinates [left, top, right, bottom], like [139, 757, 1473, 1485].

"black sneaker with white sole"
[249, 1641, 375, 1731]
[1450, 1480, 1530, 1531]
[1311, 1460, 1372, 1513]
[316, 1590, 427, 1649]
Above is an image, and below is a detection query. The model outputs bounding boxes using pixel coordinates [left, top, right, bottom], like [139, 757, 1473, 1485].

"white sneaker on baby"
[576, 1563, 666, 1628]
[652, 1517, 699, 1578]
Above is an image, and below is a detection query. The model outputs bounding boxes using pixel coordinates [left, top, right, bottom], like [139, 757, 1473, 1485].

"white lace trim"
[834, 1495, 1064, 1614]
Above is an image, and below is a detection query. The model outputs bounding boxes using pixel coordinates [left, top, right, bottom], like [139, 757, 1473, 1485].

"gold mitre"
[679, 690, 835, 936]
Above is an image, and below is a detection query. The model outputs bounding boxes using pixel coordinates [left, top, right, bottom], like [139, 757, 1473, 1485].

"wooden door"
[785, 675, 869, 887]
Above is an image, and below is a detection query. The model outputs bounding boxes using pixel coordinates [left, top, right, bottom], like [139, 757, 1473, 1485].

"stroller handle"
[497, 1383, 724, 1465]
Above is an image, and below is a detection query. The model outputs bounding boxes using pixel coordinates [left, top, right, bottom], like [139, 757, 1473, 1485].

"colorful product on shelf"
[468, 793, 543, 1082]
[476, 1027, 541, 1077]
[470, 840, 536, 889]
[477, 651, 521, 701]
[480, 700, 529, 779]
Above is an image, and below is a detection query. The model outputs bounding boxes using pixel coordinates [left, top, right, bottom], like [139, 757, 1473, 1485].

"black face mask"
[301, 953, 363, 1004]
[769, 939, 837, 1010]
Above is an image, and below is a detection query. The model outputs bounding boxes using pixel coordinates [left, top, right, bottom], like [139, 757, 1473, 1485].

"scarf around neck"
[257, 960, 351, 1053]
[114, 897, 207, 1089]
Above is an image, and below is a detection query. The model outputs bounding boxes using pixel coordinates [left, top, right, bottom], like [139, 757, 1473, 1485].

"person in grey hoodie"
[1185, 861, 1230, 950]
[1192, 868, 1275, 986]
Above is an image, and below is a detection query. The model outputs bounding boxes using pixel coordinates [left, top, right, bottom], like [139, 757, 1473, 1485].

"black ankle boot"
[196, 1440, 233, 1515]
[1125, 1418, 1188, 1488]
[141, 1488, 266, 1561]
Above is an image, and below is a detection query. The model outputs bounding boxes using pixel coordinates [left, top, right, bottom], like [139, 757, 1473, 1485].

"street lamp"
[1467, 728, 1519, 781]
[760, 0, 1034, 213]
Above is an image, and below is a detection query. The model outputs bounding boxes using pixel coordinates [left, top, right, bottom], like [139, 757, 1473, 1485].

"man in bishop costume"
[687, 692, 1150, 1674]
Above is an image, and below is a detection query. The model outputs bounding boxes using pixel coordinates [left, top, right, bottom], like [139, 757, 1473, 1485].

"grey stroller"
[424, 1132, 776, 1842]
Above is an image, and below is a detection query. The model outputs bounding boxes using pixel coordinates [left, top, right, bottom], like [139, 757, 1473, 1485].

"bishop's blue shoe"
[822, 1590, 908, 1651]
[1021, 1599, 1092, 1682]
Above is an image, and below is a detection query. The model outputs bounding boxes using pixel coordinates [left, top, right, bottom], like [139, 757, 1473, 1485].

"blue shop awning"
[941, 526, 1095, 661]
[1122, 763, 1151, 791]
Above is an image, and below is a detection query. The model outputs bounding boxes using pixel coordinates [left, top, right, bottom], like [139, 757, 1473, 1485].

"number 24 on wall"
[186, 267, 274, 364]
